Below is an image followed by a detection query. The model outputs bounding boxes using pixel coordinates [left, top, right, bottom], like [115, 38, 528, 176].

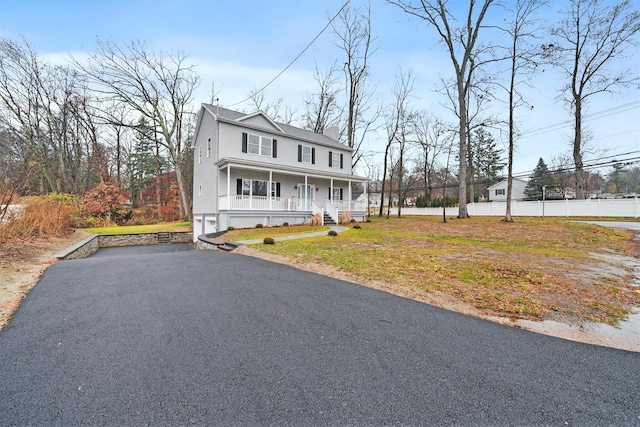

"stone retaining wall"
[56, 231, 193, 260]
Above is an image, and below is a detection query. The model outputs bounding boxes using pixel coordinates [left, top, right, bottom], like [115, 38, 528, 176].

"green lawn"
[81, 222, 191, 234]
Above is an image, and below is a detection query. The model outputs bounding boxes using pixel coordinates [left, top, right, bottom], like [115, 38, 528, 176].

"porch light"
[294, 185, 297, 189]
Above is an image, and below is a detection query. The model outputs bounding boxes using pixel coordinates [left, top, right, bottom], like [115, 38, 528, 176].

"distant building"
[487, 178, 527, 201]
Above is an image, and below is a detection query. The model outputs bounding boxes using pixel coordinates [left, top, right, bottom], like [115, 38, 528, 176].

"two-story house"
[192, 104, 367, 240]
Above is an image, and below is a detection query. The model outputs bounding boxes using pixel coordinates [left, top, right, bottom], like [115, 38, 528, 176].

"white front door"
[298, 184, 314, 210]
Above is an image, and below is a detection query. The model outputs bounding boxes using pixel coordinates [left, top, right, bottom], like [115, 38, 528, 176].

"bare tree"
[389, 0, 497, 218]
[380, 69, 415, 217]
[414, 112, 450, 207]
[550, 153, 575, 198]
[331, 2, 379, 169]
[544, 0, 640, 199]
[301, 62, 343, 133]
[246, 89, 296, 124]
[75, 39, 201, 220]
[496, 0, 549, 221]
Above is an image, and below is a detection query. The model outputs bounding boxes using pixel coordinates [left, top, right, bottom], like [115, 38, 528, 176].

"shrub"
[328, 230, 338, 237]
[263, 237, 275, 245]
[82, 181, 126, 225]
[353, 224, 361, 229]
[282, 222, 289, 227]
[0, 194, 77, 243]
[227, 226, 235, 231]
[255, 223, 263, 228]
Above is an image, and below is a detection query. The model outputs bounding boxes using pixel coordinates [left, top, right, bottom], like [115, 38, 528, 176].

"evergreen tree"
[524, 158, 555, 200]
[125, 120, 156, 207]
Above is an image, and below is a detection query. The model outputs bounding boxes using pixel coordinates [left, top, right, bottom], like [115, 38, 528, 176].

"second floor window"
[298, 144, 315, 164]
[329, 151, 343, 168]
[242, 133, 277, 158]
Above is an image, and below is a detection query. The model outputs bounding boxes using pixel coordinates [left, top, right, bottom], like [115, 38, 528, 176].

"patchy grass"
[245, 216, 640, 325]
[223, 224, 329, 241]
[81, 222, 191, 234]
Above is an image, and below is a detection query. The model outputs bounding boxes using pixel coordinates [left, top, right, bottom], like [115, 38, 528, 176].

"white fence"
[387, 198, 640, 218]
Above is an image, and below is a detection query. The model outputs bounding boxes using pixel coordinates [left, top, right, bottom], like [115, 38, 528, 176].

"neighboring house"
[192, 104, 367, 239]
[487, 178, 527, 201]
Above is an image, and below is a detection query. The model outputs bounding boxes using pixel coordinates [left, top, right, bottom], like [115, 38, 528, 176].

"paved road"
[579, 221, 640, 231]
[0, 245, 638, 426]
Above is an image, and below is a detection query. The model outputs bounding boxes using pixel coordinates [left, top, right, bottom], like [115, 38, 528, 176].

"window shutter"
[340, 188, 343, 201]
[329, 151, 333, 167]
[236, 179, 242, 195]
[328, 187, 331, 199]
[273, 139, 277, 158]
[311, 147, 315, 164]
[340, 153, 344, 169]
[276, 182, 281, 198]
[298, 145, 302, 162]
[242, 133, 247, 153]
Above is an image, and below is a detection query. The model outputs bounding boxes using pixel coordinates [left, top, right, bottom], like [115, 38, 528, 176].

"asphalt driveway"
[0, 245, 638, 425]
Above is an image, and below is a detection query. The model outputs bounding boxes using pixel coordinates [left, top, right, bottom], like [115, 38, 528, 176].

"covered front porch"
[216, 160, 367, 227]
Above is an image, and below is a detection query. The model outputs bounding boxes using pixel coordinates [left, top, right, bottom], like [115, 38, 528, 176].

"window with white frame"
[244, 133, 274, 157]
[329, 151, 342, 168]
[301, 145, 312, 164]
[237, 179, 281, 197]
[495, 188, 506, 196]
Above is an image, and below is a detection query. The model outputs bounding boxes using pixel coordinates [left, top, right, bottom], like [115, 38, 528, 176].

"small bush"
[353, 224, 361, 229]
[282, 222, 289, 227]
[263, 237, 275, 245]
[256, 223, 263, 228]
[366, 219, 371, 223]
[350, 218, 356, 222]
[328, 230, 338, 237]
[227, 226, 235, 231]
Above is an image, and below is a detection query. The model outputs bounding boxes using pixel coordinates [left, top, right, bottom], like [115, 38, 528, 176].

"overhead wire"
[224, 0, 352, 108]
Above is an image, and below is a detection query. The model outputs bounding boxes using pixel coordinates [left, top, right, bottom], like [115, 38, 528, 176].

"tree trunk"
[573, 98, 586, 199]
[457, 78, 469, 218]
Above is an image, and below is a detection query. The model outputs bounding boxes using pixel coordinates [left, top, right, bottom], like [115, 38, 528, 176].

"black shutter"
[236, 179, 242, 195]
[242, 133, 247, 153]
[340, 153, 344, 169]
[340, 188, 343, 201]
[328, 187, 331, 199]
[276, 182, 281, 198]
[311, 147, 315, 164]
[273, 139, 277, 158]
[298, 145, 302, 162]
[329, 151, 333, 167]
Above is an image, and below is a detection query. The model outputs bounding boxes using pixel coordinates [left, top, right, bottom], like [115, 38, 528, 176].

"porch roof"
[215, 157, 367, 183]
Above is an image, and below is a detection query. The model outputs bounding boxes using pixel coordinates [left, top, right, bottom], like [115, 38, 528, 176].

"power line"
[519, 100, 640, 139]
[225, 0, 351, 108]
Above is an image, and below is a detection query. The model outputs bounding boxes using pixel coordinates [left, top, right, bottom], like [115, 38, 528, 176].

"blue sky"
[1, 0, 639, 178]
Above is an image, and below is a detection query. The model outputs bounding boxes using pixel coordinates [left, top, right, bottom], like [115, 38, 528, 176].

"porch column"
[226, 165, 231, 210]
[330, 178, 334, 203]
[269, 170, 273, 211]
[348, 180, 352, 210]
[305, 175, 308, 210]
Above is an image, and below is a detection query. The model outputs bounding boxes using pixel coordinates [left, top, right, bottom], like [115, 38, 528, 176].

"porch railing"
[220, 195, 304, 211]
[325, 200, 339, 224]
[218, 195, 367, 213]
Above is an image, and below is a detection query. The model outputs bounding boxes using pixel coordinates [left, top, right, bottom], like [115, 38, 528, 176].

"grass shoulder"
[248, 215, 639, 326]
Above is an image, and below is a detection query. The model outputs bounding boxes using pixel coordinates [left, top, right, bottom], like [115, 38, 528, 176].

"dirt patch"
[0, 230, 91, 329]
